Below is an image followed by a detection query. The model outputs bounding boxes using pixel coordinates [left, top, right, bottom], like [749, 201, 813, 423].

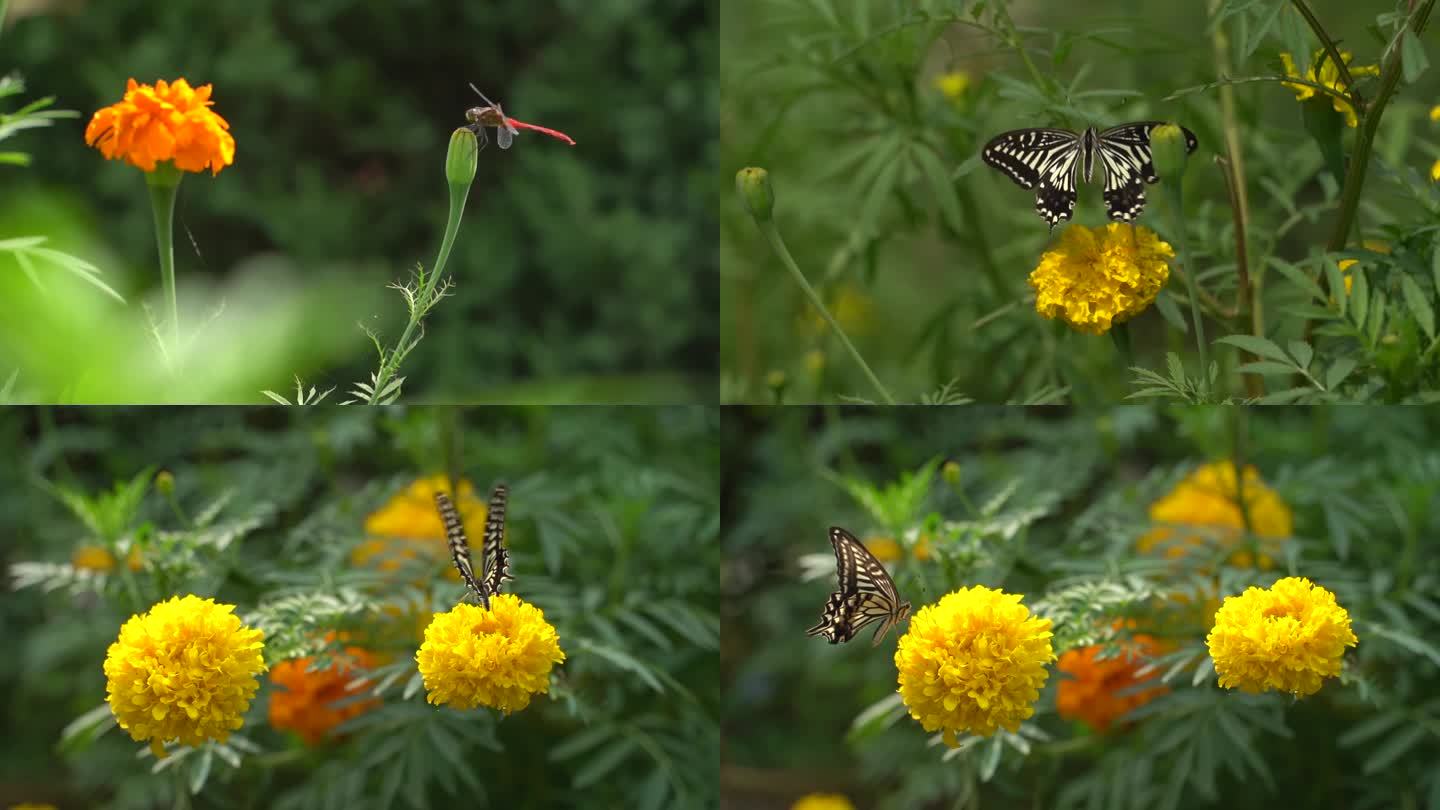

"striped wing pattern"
[981, 128, 1083, 230]
[434, 490, 489, 608]
[806, 526, 912, 647]
[480, 484, 514, 597]
[982, 122, 1198, 229]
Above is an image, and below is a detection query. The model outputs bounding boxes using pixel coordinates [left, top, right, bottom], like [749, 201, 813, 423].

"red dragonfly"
[464, 84, 575, 150]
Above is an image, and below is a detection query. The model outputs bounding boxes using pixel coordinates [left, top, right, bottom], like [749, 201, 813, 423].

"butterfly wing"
[806, 526, 910, 646]
[982, 128, 1083, 230]
[480, 484, 513, 597]
[435, 491, 488, 607]
[1096, 122, 1198, 222]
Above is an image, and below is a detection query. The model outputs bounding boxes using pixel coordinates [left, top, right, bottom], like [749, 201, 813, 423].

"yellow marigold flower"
[1029, 223, 1173, 335]
[1279, 50, 1379, 128]
[103, 595, 267, 758]
[1207, 577, 1357, 696]
[1431, 158, 1440, 182]
[1431, 105, 1440, 122]
[416, 595, 565, 713]
[1056, 634, 1169, 733]
[934, 71, 971, 101]
[356, 476, 487, 576]
[1138, 461, 1290, 569]
[895, 586, 1054, 745]
[269, 637, 381, 746]
[791, 794, 856, 810]
[71, 543, 143, 573]
[864, 536, 902, 562]
[84, 78, 235, 174]
[798, 282, 873, 338]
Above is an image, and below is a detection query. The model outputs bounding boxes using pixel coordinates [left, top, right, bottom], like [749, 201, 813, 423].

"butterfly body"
[435, 484, 513, 609]
[806, 526, 911, 647]
[981, 122, 1198, 230]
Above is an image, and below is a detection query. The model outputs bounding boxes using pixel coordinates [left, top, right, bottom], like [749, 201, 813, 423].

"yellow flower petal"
[416, 595, 565, 713]
[1207, 577, 1357, 696]
[1029, 223, 1174, 335]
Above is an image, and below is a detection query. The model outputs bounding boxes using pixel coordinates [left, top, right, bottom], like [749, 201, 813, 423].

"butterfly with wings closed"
[434, 484, 514, 609]
[981, 122, 1198, 230]
[806, 526, 912, 647]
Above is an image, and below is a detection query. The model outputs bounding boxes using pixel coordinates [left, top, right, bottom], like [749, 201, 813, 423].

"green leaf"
[1401, 29, 1430, 83]
[913, 143, 965, 234]
[1270, 258, 1326, 302]
[1325, 258, 1348, 316]
[1154, 289, 1188, 333]
[1215, 334, 1291, 363]
[1432, 236, 1440, 294]
[1241, 0, 1287, 62]
[1351, 269, 1369, 329]
[1338, 711, 1405, 748]
[1401, 275, 1435, 340]
[1257, 387, 1313, 404]
[1326, 357, 1358, 390]
[550, 724, 619, 761]
[579, 640, 665, 693]
[1366, 622, 1440, 666]
[1287, 340, 1313, 370]
[1237, 361, 1301, 376]
[188, 746, 213, 795]
[572, 735, 640, 788]
[1364, 723, 1427, 774]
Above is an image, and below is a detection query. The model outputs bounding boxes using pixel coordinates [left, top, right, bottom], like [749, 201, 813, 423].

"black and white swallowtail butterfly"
[434, 484, 514, 609]
[806, 526, 912, 646]
[981, 122, 1198, 230]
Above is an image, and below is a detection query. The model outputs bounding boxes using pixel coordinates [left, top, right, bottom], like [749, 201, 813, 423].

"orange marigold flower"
[1056, 634, 1169, 732]
[85, 78, 235, 174]
[269, 640, 380, 746]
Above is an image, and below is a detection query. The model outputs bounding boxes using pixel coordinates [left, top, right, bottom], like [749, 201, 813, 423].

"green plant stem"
[1164, 188, 1208, 400]
[146, 170, 182, 351]
[1326, 0, 1435, 253]
[1289, 0, 1362, 111]
[372, 178, 468, 399]
[757, 221, 895, 404]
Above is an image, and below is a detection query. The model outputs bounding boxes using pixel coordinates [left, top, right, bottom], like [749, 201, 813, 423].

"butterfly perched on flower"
[981, 122, 1198, 230]
[434, 484, 513, 609]
[806, 526, 911, 646]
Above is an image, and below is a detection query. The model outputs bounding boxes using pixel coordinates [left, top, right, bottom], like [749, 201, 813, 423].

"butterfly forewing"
[1096, 122, 1198, 222]
[480, 484, 513, 596]
[806, 526, 911, 646]
[435, 491, 489, 608]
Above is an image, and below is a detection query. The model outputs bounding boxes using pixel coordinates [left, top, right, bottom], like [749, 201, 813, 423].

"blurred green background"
[1, 0, 717, 403]
[721, 0, 1440, 403]
[0, 405, 720, 808]
[722, 405, 1440, 809]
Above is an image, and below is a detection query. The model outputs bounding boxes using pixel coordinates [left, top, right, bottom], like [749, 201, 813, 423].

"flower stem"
[1163, 186, 1208, 400]
[1325, 0, 1436, 253]
[1289, 0, 1362, 111]
[145, 165, 183, 351]
[757, 221, 895, 404]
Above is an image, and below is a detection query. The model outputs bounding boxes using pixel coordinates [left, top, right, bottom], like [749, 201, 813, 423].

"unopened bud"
[155, 470, 175, 496]
[736, 167, 774, 222]
[1149, 123, 1192, 182]
[446, 128, 479, 187]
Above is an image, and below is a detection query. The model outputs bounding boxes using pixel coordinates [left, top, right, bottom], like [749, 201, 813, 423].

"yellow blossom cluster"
[1207, 577, 1357, 696]
[416, 595, 565, 713]
[1029, 224, 1173, 335]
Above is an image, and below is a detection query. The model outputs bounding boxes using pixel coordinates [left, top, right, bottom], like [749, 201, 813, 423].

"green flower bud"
[1149, 123, 1190, 182]
[736, 167, 774, 222]
[155, 470, 175, 496]
[446, 127, 479, 187]
[942, 460, 961, 485]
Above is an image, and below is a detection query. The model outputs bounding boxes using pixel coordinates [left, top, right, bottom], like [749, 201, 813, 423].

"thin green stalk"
[1326, 0, 1435, 253]
[1163, 187, 1207, 400]
[1289, 0, 1363, 111]
[757, 221, 895, 404]
[145, 165, 183, 351]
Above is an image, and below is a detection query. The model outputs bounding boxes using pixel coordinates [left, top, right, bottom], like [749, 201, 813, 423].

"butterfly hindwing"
[434, 490, 488, 608]
[806, 526, 912, 647]
[481, 484, 513, 597]
[1095, 121, 1198, 222]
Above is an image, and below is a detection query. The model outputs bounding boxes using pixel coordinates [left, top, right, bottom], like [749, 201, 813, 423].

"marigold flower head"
[1207, 577, 1357, 696]
[355, 476, 487, 577]
[1279, 50, 1379, 128]
[865, 534, 932, 563]
[895, 585, 1054, 745]
[791, 794, 856, 810]
[85, 78, 235, 174]
[934, 71, 971, 101]
[103, 594, 267, 758]
[1431, 158, 1440, 183]
[269, 640, 380, 746]
[72, 544, 143, 573]
[1029, 223, 1173, 335]
[416, 595, 565, 713]
[1056, 634, 1169, 732]
[1138, 461, 1290, 569]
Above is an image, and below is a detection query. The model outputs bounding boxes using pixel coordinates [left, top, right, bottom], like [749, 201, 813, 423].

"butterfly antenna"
[468, 82, 499, 108]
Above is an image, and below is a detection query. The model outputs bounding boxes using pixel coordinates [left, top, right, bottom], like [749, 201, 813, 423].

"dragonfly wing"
[497, 124, 513, 150]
